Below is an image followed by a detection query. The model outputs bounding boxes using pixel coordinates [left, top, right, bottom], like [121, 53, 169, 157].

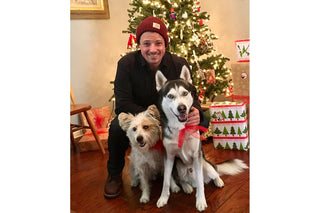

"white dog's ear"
[146, 104, 160, 121]
[155, 71, 167, 91]
[118, 113, 134, 132]
[180, 65, 192, 84]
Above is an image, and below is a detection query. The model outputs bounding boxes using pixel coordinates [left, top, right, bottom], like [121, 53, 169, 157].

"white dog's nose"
[137, 135, 143, 142]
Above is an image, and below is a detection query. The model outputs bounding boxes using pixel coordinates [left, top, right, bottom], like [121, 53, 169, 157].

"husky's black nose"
[177, 104, 186, 114]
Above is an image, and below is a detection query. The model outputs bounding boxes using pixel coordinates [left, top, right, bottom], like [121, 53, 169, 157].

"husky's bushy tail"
[215, 159, 248, 176]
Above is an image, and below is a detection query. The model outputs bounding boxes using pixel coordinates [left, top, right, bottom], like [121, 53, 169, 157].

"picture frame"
[71, 0, 110, 19]
[235, 39, 250, 62]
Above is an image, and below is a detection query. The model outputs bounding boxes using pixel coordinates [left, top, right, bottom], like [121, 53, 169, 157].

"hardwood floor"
[71, 139, 249, 213]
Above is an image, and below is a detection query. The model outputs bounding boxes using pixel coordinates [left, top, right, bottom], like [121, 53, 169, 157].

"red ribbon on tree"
[178, 125, 207, 148]
[198, 84, 206, 101]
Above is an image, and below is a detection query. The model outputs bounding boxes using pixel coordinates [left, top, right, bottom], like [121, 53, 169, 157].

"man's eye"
[167, 94, 174, 99]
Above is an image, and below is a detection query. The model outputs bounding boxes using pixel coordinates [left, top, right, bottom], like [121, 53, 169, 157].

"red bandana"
[152, 139, 165, 152]
[178, 125, 207, 148]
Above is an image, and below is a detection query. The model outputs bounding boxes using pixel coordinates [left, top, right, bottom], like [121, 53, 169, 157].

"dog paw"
[131, 179, 139, 187]
[157, 196, 169, 208]
[181, 183, 193, 194]
[139, 195, 150, 203]
[214, 177, 224, 188]
[196, 199, 208, 212]
[170, 184, 180, 193]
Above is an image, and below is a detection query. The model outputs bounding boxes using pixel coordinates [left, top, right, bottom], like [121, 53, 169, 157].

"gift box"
[74, 105, 112, 152]
[209, 102, 249, 151]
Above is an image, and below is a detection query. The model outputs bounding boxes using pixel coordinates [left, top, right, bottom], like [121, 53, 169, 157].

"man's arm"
[114, 60, 145, 115]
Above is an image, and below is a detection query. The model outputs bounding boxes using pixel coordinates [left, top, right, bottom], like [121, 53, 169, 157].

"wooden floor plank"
[71, 140, 249, 213]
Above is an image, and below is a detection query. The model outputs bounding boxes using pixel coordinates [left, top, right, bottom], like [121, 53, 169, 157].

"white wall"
[202, 0, 249, 63]
[70, 0, 249, 110]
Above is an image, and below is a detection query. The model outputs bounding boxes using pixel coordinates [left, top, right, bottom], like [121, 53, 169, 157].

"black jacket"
[114, 50, 203, 122]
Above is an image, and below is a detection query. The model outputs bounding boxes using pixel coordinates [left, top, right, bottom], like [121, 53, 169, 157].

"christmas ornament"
[241, 72, 248, 79]
[198, 39, 208, 53]
[182, 11, 188, 19]
[196, 68, 206, 80]
[127, 34, 136, 49]
[199, 19, 203, 25]
[206, 69, 216, 84]
[169, 7, 177, 20]
[195, 57, 205, 80]
[192, 1, 201, 13]
[191, 31, 201, 46]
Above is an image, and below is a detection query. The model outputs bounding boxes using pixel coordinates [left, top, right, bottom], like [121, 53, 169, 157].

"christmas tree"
[123, 0, 232, 103]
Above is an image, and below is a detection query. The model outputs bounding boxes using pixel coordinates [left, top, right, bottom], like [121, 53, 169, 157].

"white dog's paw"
[214, 177, 224, 188]
[157, 196, 169, 208]
[170, 184, 180, 193]
[181, 183, 193, 194]
[196, 199, 208, 212]
[130, 179, 139, 187]
[139, 195, 150, 203]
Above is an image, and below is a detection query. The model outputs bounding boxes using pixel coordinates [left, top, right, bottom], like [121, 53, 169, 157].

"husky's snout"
[177, 104, 188, 122]
[178, 104, 186, 114]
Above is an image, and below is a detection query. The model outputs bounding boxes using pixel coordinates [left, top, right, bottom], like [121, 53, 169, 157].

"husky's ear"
[146, 104, 160, 121]
[155, 71, 167, 91]
[118, 113, 134, 132]
[180, 65, 192, 84]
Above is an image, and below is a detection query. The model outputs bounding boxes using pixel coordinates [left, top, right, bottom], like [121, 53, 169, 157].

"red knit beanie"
[136, 17, 169, 47]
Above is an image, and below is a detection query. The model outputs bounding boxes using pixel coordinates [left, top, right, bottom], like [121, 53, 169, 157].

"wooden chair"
[70, 86, 106, 154]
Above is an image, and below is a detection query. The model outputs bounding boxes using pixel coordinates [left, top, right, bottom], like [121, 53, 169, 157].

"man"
[104, 16, 203, 199]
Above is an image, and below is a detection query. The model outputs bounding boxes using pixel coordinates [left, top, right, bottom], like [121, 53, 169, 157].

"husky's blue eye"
[167, 94, 174, 99]
[182, 91, 188, 96]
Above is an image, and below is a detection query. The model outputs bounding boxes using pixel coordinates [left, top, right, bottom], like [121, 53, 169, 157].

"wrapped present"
[209, 102, 249, 151]
[75, 105, 112, 152]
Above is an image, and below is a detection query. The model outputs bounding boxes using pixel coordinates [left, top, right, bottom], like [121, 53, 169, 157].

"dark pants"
[107, 116, 129, 176]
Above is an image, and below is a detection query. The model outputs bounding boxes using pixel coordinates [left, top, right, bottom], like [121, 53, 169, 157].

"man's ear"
[155, 71, 167, 91]
[146, 104, 160, 121]
[118, 113, 134, 132]
[180, 65, 192, 84]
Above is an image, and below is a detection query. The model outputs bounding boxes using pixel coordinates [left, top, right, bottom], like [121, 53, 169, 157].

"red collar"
[178, 125, 207, 148]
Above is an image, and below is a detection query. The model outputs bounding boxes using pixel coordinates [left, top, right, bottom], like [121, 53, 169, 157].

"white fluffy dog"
[118, 105, 180, 203]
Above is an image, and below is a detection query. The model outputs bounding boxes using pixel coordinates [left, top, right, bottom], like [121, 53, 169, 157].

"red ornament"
[169, 7, 177, 20]
[127, 34, 136, 49]
[206, 69, 216, 84]
[192, 1, 201, 13]
[199, 19, 203, 25]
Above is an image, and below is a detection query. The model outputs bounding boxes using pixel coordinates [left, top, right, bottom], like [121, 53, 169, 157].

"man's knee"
[108, 116, 129, 146]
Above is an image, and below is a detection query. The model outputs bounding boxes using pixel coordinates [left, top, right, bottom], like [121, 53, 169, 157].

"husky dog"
[155, 65, 248, 212]
[118, 105, 180, 203]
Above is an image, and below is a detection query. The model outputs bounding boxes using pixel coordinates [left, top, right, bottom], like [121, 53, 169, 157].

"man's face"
[139, 32, 166, 70]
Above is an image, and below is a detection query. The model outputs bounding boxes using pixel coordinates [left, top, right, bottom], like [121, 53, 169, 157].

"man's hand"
[186, 107, 200, 126]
